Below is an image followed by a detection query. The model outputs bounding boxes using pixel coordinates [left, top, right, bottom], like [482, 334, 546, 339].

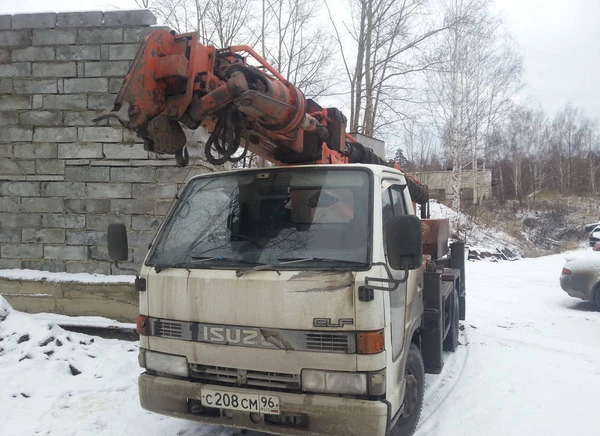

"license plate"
[200, 389, 280, 415]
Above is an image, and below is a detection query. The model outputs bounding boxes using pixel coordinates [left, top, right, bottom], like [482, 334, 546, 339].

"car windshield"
[147, 168, 371, 269]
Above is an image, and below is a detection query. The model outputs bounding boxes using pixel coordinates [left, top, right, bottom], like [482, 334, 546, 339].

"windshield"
[147, 168, 371, 269]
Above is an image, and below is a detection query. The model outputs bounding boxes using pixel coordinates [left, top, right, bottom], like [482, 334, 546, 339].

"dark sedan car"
[560, 252, 600, 309]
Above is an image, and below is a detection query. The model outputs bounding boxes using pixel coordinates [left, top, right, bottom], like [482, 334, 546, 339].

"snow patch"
[0, 268, 135, 284]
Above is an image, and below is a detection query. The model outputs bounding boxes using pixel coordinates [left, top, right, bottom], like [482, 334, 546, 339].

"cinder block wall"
[0, 10, 217, 275]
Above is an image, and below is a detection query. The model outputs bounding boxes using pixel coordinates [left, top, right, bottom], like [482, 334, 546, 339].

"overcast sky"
[1, 0, 599, 120]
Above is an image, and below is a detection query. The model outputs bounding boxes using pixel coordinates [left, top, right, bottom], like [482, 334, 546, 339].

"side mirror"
[385, 215, 423, 271]
[107, 223, 129, 262]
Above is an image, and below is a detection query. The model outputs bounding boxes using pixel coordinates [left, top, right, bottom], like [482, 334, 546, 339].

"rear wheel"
[391, 344, 424, 436]
[443, 289, 460, 352]
[594, 284, 600, 311]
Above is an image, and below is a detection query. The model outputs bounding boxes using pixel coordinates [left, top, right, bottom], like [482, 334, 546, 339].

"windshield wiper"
[277, 257, 368, 266]
[235, 257, 366, 278]
[154, 257, 260, 273]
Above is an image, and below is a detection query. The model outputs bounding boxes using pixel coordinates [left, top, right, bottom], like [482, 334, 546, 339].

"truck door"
[381, 181, 409, 361]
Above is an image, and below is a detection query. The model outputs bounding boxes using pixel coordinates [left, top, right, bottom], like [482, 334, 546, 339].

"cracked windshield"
[148, 169, 371, 268]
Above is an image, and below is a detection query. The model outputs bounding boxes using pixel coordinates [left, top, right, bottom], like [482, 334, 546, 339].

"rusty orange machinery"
[94, 29, 346, 167]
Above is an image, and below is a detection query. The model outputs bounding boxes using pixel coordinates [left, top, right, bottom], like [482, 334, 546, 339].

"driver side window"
[382, 184, 407, 255]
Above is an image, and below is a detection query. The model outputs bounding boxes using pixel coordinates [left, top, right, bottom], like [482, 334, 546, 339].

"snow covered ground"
[2, 250, 599, 436]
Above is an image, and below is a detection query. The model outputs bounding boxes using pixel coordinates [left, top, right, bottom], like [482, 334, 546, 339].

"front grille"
[148, 317, 356, 353]
[153, 319, 184, 338]
[190, 364, 300, 390]
[305, 332, 350, 352]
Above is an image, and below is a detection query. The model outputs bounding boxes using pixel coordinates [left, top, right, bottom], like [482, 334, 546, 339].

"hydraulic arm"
[94, 29, 428, 204]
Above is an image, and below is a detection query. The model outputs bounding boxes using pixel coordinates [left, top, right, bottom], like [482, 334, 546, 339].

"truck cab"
[108, 164, 464, 436]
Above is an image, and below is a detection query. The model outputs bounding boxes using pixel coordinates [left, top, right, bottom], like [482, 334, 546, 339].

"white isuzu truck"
[107, 164, 465, 436]
[99, 29, 466, 436]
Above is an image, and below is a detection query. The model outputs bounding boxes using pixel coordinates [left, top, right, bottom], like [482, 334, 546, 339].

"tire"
[594, 284, 600, 311]
[390, 344, 425, 436]
[443, 289, 460, 352]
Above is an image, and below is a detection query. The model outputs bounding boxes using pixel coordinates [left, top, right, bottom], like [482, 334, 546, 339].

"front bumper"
[139, 373, 389, 436]
[560, 275, 592, 301]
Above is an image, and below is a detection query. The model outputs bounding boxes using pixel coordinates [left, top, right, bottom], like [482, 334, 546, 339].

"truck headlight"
[144, 350, 189, 377]
[302, 369, 368, 395]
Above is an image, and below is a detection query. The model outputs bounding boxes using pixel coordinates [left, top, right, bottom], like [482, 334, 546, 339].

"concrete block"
[0, 95, 30, 110]
[57, 11, 104, 28]
[0, 111, 17, 125]
[78, 126, 121, 142]
[22, 259, 66, 272]
[0, 78, 12, 93]
[123, 26, 169, 43]
[4, 127, 33, 141]
[103, 143, 148, 159]
[156, 198, 176, 215]
[155, 167, 195, 184]
[58, 143, 102, 159]
[0, 159, 35, 176]
[110, 167, 155, 183]
[0, 181, 40, 196]
[131, 215, 162, 231]
[86, 183, 131, 199]
[108, 44, 140, 60]
[0, 159, 35, 175]
[0, 212, 41, 228]
[77, 28, 123, 44]
[13, 143, 57, 159]
[76, 62, 84, 76]
[0, 30, 31, 46]
[43, 95, 87, 110]
[100, 45, 109, 61]
[0, 259, 22, 269]
[65, 200, 111, 214]
[22, 229, 65, 244]
[133, 247, 149, 263]
[66, 230, 106, 246]
[65, 166, 109, 182]
[12, 47, 55, 62]
[32, 29, 76, 45]
[64, 78, 108, 93]
[64, 111, 106, 126]
[109, 78, 123, 93]
[127, 231, 155, 247]
[87, 214, 131, 230]
[25, 175, 64, 182]
[110, 199, 155, 215]
[1, 244, 43, 259]
[132, 183, 177, 199]
[89, 246, 110, 261]
[0, 47, 9, 63]
[32, 95, 43, 109]
[12, 13, 57, 29]
[0, 15, 10, 30]
[13, 79, 57, 94]
[36, 159, 65, 175]
[56, 45, 100, 61]
[19, 111, 62, 126]
[22, 197, 64, 213]
[66, 261, 110, 275]
[87, 94, 116, 110]
[44, 245, 88, 261]
[32, 62, 76, 77]
[0, 143, 12, 158]
[103, 10, 157, 27]
[0, 228, 21, 243]
[0, 62, 31, 77]
[0, 197, 21, 212]
[41, 181, 85, 197]
[42, 213, 85, 229]
[84, 61, 129, 77]
[34, 127, 77, 143]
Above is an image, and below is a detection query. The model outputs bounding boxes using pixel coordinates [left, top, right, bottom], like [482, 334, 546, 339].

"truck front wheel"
[391, 344, 424, 436]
